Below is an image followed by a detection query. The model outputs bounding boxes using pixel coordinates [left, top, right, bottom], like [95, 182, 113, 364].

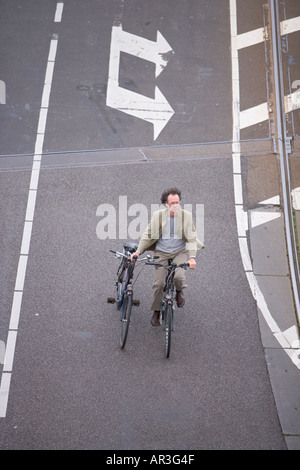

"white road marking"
[240, 102, 269, 129]
[2, 331, 17, 372]
[37, 108, 48, 134]
[285, 89, 300, 113]
[233, 174, 243, 205]
[54, 2, 64, 23]
[250, 210, 281, 228]
[0, 4, 63, 418]
[29, 161, 41, 191]
[234, 14, 300, 129]
[106, 24, 174, 140]
[25, 190, 37, 222]
[0, 374, 11, 418]
[9, 292, 23, 331]
[259, 195, 280, 205]
[20, 221, 33, 255]
[229, 0, 300, 369]
[236, 27, 266, 50]
[110, 26, 173, 78]
[291, 187, 300, 210]
[14, 256, 28, 292]
[280, 16, 300, 36]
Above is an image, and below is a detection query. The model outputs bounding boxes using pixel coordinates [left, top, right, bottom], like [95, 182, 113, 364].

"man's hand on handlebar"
[130, 251, 140, 263]
[188, 257, 196, 270]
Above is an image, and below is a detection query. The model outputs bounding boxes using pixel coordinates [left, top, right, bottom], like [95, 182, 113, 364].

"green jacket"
[137, 208, 204, 257]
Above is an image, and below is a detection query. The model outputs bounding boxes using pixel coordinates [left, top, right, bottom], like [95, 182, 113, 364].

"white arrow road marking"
[110, 25, 173, 78]
[107, 83, 174, 140]
[106, 24, 174, 140]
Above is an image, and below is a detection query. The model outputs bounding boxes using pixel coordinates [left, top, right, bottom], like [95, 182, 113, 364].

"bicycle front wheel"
[164, 303, 172, 358]
[120, 294, 132, 349]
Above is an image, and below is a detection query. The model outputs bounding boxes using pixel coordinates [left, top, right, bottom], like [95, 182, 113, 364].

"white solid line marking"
[45, 61, 55, 85]
[34, 134, 44, 155]
[9, 291, 23, 331]
[3, 331, 17, 372]
[233, 174, 243, 205]
[14, 256, 28, 292]
[20, 221, 33, 255]
[41, 83, 51, 108]
[25, 190, 37, 222]
[37, 107, 48, 135]
[48, 39, 58, 62]
[235, 205, 248, 237]
[238, 237, 253, 272]
[0, 373, 11, 418]
[29, 162, 41, 191]
[54, 2, 64, 22]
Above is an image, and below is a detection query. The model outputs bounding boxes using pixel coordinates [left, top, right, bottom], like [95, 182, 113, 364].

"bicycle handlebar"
[145, 261, 190, 270]
[109, 250, 150, 263]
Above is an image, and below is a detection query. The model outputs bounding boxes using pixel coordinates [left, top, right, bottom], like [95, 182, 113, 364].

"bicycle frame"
[120, 261, 135, 318]
[161, 261, 177, 327]
[146, 258, 189, 358]
[108, 246, 153, 349]
[111, 249, 136, 312]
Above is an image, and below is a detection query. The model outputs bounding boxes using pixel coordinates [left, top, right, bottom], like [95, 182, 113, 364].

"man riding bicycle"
[131, 187, 204, 326]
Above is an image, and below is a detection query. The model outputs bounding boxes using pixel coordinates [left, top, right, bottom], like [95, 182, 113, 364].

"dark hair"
[161, 187, 182, 205]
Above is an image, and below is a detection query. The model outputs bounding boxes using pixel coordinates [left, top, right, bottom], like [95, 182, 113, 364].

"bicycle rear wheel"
[120, 294, 132, 349]
[164, 303, 172, 358]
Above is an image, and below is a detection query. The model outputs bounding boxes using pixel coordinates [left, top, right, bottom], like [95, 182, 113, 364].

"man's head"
[161, 187, 181, 217]
[161, 187, 181, 205]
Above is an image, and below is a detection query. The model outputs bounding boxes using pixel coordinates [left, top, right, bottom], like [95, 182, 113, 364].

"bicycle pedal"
[107, 297, 116, 304]
[133, 299, 140, 306]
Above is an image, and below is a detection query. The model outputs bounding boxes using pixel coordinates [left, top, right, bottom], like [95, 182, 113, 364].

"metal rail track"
[270, 0, 300, 324]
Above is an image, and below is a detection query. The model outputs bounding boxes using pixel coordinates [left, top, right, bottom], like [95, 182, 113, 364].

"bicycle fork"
[162, 296, 175, 331]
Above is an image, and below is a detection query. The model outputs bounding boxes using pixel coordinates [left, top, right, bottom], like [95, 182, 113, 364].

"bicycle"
[146, 258, 190, 358]
[107, 242, 150, 349]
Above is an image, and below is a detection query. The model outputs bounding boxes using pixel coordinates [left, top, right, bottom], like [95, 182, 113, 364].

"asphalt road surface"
[1, 0, 298, 450]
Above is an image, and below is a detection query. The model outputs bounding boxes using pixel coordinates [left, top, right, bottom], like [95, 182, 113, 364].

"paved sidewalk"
[248, 141, 300, 450]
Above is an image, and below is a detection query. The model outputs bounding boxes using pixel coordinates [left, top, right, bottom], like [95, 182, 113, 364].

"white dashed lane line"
[0, 3, 64, 418]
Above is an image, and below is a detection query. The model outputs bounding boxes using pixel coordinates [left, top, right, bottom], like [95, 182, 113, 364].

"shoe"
[151, 311, 161, 326]
[176, 290, 185, 308]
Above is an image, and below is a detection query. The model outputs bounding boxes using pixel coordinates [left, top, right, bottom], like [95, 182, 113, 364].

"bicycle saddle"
[123, 242, 138, 253]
